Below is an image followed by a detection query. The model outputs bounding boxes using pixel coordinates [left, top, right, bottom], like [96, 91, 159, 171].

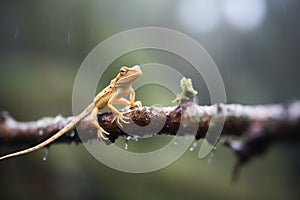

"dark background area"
[0, 1, 300, 200]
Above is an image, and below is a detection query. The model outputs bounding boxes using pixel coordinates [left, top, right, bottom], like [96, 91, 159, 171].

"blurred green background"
[1, 0, 300, 200]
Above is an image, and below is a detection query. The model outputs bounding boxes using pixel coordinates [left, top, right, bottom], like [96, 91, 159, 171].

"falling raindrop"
[124, 136, 131, 150]
[237, 48, 241, 64]
[67, 33, 71, 45]
[227, 66, 231, 81]
[14, 28, 18, 39]
[207, 146, 217, 164]
[42, 148, 49, 161]
[189, 141, 197, 152]
[81, 174, 86, 185]
[283, 4, 286, 16]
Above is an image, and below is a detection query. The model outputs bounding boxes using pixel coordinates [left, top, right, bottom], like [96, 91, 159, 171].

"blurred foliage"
[1, 1, 300, 200]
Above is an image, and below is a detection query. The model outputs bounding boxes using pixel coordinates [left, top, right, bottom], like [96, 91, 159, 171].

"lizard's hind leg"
[90, 107, 109, 140]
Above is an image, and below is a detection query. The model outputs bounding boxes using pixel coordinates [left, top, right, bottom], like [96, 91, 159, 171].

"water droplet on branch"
[69, 131, 75, 137]
[38, 129, 44, 136]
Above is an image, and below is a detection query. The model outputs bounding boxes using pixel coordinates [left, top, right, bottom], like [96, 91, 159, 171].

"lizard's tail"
[0, 103, 95, 161]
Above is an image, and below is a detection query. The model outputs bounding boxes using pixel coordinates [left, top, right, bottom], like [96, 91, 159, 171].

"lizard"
[0, 65, 142, 160]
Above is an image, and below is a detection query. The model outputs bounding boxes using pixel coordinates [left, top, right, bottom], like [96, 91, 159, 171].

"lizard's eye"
[120, 69, 127, 75]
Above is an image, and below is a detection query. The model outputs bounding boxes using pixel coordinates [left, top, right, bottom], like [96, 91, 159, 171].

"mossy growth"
[173, 77, 198, 103]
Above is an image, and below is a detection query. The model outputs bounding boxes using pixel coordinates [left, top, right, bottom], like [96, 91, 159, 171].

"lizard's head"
[116, 65, 142, 85]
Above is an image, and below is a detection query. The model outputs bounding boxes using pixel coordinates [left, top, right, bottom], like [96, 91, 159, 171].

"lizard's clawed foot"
[110, 101, 141, 127]
[97, 126, 110, 141]
[111, 112, 130, 127]
[129, 101, 142, 108]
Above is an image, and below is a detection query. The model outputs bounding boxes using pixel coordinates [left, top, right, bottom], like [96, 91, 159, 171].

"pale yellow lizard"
[0, 65, 142, 160]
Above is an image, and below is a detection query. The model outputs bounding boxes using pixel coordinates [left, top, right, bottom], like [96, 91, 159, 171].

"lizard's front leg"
[107, 99, 130, 127]
[108, 89, 142, 126]
[129, 88, 142, 108]
[90, 107, 110, 140]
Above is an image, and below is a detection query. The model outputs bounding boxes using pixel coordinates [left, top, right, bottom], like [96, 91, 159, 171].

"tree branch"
[1, 78, 300, 180]
[1, 101, 300, 170]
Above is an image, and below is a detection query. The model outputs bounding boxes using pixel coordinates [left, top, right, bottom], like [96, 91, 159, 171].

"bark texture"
[1, 78, 300, 179]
